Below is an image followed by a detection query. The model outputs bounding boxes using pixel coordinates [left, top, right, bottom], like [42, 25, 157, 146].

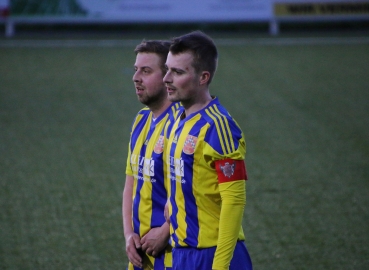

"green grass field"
[1, 35, 369, 269]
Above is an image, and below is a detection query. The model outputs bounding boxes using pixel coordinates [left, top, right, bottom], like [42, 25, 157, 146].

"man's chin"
[138, 97, 148, 105]
[167, 94, 178, 103]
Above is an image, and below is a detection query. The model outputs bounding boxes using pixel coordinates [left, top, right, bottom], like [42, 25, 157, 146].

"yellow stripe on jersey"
[212, 104, 236, 153]
[173, 115, 201, 247]
[132, 112, 153, 237]
[125, 112, 146, 176]
[208, 106, 232, 154]
[205, 107, 227, 154]
[193, 124, 212, 246]
[131, 109, 148, 133]
[166, 97, 247, 250]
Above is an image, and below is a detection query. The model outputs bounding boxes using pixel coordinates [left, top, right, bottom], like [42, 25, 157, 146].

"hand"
[125, 232, 143, 268]
[140, 226, 170, 257]
[164, 200, 170, 223]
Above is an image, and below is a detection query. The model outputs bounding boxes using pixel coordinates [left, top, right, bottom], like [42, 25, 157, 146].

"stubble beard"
[137, 94, 149, 105]
[141, 87, 168, 108]
[167, 91, 182, 103]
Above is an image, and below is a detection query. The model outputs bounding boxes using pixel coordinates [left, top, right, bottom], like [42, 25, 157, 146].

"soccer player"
[163, 31, 253, 270]
[122, 40, 182, 270]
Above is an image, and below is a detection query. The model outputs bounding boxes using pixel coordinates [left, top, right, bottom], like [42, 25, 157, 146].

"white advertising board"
[2, 0, 369, 36]
[10, 0, 272, 22]
[77, 0, 272, 22]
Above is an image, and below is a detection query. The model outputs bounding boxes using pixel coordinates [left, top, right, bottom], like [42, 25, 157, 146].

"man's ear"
[199, 71, 211, 86]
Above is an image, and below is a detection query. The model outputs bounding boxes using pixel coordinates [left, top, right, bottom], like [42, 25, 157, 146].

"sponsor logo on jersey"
[144, 158, 155, 176]
[183, 135, 198, 155]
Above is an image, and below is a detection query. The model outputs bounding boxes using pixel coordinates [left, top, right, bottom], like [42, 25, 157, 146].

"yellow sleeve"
[212, 180, 246, 270]
[125, 141, 133, 176]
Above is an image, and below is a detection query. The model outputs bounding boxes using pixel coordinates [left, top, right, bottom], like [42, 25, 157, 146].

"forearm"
[122, 175, 134, 237]
[122, 175, 143, 267]
[213, 180, 246, 270]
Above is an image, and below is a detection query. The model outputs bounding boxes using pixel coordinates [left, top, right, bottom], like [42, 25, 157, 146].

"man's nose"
[132, 71, 141, 82]
[163, 71, 171, 83]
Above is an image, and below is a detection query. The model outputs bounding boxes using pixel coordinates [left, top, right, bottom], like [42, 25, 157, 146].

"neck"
[183, 92, 212, 116]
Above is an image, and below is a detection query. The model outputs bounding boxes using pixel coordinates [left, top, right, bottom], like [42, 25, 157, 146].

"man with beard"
[123, 40, 182, 270]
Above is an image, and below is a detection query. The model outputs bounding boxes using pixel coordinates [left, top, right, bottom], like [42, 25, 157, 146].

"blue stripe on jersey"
[169, 134, 179, 245]
[182, 124, 201, 247]
[130, 109, 150, 153]
[205, 106, 228, 154]
[133, 121, 154, 234]
[131, 110, 151, 234]
[204, 104, 242, 155]
[169, 117, 204, 247]
[150, 140, 167, 226]
[210, 105, 235, 153]
[130, 103, 181, 235]
[167, 97, 246, 249]
[167, 106, 185, 244]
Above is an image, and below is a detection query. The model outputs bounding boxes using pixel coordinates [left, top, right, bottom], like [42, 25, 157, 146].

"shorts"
[172, 241, 252, 270]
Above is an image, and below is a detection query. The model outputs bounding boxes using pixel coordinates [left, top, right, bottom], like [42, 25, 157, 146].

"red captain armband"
[215, 158, 248, 183]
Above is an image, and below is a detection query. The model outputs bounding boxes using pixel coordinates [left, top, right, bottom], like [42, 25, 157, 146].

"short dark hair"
[169, 30, 218, 84]
[134, 40, 171, 74]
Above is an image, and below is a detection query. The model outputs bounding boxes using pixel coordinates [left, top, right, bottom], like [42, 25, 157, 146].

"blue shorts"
[172, 241, 252, 270]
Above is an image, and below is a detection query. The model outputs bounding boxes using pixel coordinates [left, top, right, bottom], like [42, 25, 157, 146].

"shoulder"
[202, 103, 244, 144]
[133, 107, 152, 120]
[137, 106, 151, 116]
[130, 107, 151, 128]
[203, 102, 238, 128]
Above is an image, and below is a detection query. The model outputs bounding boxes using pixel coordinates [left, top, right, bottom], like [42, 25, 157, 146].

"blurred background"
[1, 0, 369, 269]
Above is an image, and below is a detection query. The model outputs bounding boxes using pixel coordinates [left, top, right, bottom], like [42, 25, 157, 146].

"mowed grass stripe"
[1, 47, 135, 268]
[1, 36, 369, 48]
[1, 42, 369, 269]
[214, 43, 369, 269]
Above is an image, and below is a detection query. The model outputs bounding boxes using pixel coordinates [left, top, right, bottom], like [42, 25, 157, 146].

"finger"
[127, 246, 141, 257]
[131, 259, 143, 268]
[130, 256, 143, 268]
[141, 242, 148, 252]
[146, 248, 154, 257]
[140, 234, 146, 245]
[133, 235, 142, 249]
[127, 249, 142, 268]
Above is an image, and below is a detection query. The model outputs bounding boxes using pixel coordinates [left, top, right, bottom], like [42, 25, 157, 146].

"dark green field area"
[1, 37, 369, 269]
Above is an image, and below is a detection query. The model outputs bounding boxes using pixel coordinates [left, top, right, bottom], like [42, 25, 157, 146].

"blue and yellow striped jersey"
[165, 97, 246, 248]
[126, 102, 182, 238]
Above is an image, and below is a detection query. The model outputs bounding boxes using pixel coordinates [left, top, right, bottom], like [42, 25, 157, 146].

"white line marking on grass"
[1, 36, 369, 48]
